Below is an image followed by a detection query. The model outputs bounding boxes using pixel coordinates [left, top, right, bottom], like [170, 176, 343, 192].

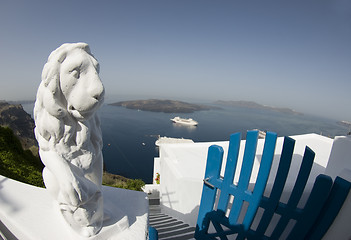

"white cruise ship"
[170, 116, 198, 126]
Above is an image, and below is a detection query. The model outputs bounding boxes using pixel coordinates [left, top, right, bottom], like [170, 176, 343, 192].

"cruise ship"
[170, 116, 198, 126]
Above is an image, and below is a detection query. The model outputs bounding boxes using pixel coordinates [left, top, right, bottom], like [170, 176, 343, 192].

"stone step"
[148, 200, 195, 240]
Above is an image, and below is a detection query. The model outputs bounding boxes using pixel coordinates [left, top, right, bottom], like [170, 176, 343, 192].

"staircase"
[149, 199, 195, 240]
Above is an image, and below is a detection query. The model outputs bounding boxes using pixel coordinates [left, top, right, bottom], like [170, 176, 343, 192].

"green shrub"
[0, 126, 44, 187]
[102, 171, 145, 191]
[124, 179, 145, 191]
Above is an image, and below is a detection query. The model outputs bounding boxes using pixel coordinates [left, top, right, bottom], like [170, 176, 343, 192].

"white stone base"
[0, 175, 149, 240]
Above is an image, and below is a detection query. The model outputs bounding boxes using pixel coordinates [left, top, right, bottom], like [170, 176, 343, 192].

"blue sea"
[22, 103, 349, 183]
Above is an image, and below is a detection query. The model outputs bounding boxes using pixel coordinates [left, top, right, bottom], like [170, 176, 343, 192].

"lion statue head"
[34, 42, 105, 156]
[34, 43, 105, 236]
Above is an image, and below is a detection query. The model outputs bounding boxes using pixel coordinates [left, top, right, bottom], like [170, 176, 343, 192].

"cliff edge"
[0, 101, 37, 150]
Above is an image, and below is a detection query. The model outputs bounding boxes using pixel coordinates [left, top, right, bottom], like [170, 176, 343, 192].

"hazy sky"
[0, 0, 350, 120]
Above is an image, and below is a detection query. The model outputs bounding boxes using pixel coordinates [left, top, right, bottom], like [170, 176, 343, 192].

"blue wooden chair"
[195, 131, 351, 239]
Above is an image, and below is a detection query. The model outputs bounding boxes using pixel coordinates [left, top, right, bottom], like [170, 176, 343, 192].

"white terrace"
[1, 133, 350, 239]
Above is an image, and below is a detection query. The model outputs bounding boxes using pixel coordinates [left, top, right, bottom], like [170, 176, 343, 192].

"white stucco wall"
[323, 136, 351, 240]
[325, 135, 351, 179]
[153, 157, 160, 184]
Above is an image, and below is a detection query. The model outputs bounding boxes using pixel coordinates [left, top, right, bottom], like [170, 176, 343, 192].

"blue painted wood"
[195, 131, 277, 239]
[195, 132, 351, 240]
[217, 133, 241, 213]
[196, 144, 224, 235]
[249, 140, 335, 239]
[306, 176, 351, 240]
[228, 131, 260, 225]
[149, 226, 158, 240]
[270, 145, 316, 239]
[287, 174, 333, 239]
[254, 136, 295, 237]
[262, 149, 349, 240]
[242, 131, 277, 229]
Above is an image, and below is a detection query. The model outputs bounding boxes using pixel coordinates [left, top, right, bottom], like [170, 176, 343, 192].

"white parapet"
[325, 135, 351, 179]
[0, 175, 149, 240]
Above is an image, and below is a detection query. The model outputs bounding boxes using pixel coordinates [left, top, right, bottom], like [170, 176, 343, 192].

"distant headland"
[214, 100, 303, 115]
[0, 100, 37, 151]
[109, 99, 214, 113]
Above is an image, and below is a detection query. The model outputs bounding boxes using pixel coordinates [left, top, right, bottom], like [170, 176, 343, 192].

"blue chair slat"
[269, 145, 315, 239]
[196, 145, 224, 234]
[217, 133, 241, 213]
[237, 131, 260, 190]
[288, 146, 315, 206]
[253, 136, 295, 238]
[228, 131, 261, 225]
[287, 174, 333, 239]
[241, 132, 277, 229]
[306, 176, 351, 240]
[267, 145, 315, 238]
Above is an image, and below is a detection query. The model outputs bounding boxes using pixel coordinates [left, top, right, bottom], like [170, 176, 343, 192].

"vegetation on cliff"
[0, 126, 45, 187]
[102, 172, 145, 191]
[0, 101, 38, 153]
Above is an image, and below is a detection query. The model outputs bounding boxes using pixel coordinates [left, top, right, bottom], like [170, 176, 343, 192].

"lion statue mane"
[34, 42, 105, 237]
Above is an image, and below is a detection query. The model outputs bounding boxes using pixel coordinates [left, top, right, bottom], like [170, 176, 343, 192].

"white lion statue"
[34, 42, 105, 237]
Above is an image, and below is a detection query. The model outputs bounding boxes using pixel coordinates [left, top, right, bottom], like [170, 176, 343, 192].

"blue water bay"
[22, 103, 348, 183]
[98, 104, 348, 183]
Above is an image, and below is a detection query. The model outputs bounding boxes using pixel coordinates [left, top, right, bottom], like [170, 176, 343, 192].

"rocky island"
[215, 100, 302, 115]
[110, 99, 213, 113]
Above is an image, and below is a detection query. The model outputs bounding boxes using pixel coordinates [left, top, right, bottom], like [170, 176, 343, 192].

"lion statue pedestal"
[32, 43, 148, 239]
